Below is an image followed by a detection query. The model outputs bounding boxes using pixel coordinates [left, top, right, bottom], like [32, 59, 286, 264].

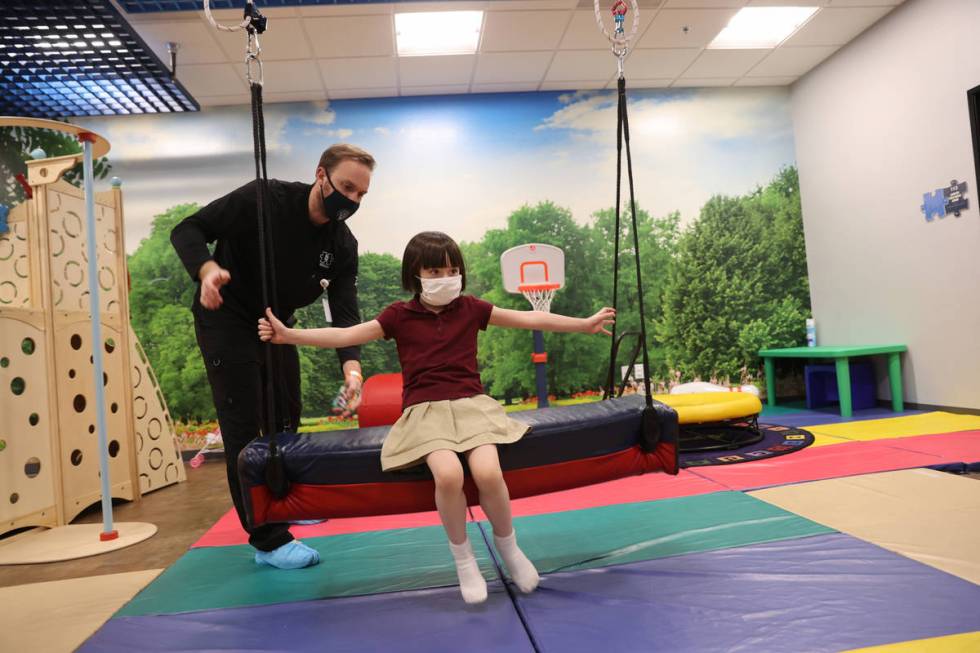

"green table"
[758, 345, 907, 418]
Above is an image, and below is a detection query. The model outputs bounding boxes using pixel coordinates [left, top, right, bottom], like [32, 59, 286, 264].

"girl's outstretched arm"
[258, 308, 384, 348]
[488, 306, 615, 335]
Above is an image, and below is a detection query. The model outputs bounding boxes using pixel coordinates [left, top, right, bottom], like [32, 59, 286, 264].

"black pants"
[195, 315, 301, 552]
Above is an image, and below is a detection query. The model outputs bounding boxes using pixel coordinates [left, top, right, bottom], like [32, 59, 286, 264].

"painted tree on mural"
[129, 165, 809, 417]
[658, 166, 810, 381]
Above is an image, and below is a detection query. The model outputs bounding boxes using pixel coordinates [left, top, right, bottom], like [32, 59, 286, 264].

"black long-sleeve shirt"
[171, 179, 361, 364]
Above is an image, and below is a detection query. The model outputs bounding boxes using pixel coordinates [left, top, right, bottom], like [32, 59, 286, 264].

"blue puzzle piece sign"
[921, 180, 969, 221]
[0, 204, 9, 235]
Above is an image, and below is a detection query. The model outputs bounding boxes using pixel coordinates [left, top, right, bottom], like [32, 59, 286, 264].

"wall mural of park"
[2, 86, 809, 437]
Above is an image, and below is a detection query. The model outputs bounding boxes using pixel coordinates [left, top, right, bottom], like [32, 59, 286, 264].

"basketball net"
[520, 283, 560, 312]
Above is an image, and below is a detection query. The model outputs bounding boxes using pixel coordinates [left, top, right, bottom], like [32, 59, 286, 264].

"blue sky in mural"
[78, 87, 796, 254]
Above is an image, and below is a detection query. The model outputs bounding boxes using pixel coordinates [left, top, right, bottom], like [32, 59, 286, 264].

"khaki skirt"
[380, 394, 530, 472]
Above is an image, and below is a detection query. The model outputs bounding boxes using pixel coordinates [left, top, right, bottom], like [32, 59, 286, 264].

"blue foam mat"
[80, 582, 534, 653]
[763, 407, 923, 428]
[512, 533, 980, 653]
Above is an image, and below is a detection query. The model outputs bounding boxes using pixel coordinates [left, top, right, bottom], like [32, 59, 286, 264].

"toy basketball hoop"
[501, 243, 565, 312]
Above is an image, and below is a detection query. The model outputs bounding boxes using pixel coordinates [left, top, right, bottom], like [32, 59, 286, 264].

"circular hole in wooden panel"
[69, 368, 76, 378]
[140, 473, 151, 490]
[73, 394, 86, 412]
[88, 424, 95, 434]
[0, 439, 6, 452]
[51, 231, 65, 257]
[99, 267, 115, 291]
[137, 431, 144, 452]
[149, 447, 163, 470]
[1, 357, 9, 368]
[0, 238, 13, 260]
[165, 463, 178, 482]
[10, 493, 18, 504]
[40, 167, 48, 178]
[79, 291, 90, 310]
[29, 413, 39, 426]
[21, 338, 35, 355]
[63, 212, 82, 237]
[70, 449, 83, 466]
[104, 338, 116, 354]
[134, 395, 148, 419]
[132, 365, 142, 388]
[108, 440, 120, 457]
[71, 334, 83, 350]
[11, 377, 25, 395]
[148, 417, 162, 440]
[25, 457, 41, 478]
[14, 255, 29, 279]
[103, 372, 108, 387]
[64, 260, 84, 287]
[110, 402, 118, 413]
[0, 281, 16, 304]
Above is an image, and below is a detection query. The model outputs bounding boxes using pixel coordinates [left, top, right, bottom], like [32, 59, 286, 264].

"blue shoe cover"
[254, 540, 320, 569]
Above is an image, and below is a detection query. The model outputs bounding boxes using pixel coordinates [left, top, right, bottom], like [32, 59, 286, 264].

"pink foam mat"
[878, 429, 980, 462]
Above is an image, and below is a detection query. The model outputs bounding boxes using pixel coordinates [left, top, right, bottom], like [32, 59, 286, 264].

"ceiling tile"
[400, 85, 471, 96]
[319, 57, 398, 90]
[471, 81, 542, 93]
[628, 47, 699, 77]
[783, 7, 892, 47]
[733, 76, 797, 86]
[213, 17, 313, 61]
[196, 93, 252, 107]
[399, 55, 476, 86]
[823, 0, 903, 6]
[304, 15, 394, 58]
[473, 52, 554, 83]
[177, 63, 247, 96]
[663, 0, 747, 7]
[131, 19, 227, 65]
[243, 60, 323, 94]
[539, 80, 609, 90]
[611, 78, 673, 88]
[559, 9, 656, 50]
[746, 45, 837, 76]
[671, 77, 736, 86]
[545, 50, 618, 81]
[636, 8, 738, 48]
[747, 0, 825, 5]
[481, 11, 571, 51]
[329, 87, 398, 99]
[260, 90, 327, 104]
[681, 48, 768, 77]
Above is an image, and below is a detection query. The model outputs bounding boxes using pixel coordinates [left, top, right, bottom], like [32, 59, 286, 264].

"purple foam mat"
[79, 582, 534, 653]
[513, 533, 980, 653]
[762, 407, 923, 428]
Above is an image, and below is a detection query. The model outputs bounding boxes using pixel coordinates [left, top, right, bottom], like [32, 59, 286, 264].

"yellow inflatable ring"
[654, 392, 762, 425]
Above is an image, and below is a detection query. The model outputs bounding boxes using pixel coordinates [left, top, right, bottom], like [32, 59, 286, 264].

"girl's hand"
[258, 307, 290, 344]
[583, 307, 616, 335]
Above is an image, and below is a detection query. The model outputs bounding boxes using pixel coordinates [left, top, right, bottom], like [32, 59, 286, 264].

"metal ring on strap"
[593, 0, 640, 60]
[203, 0, 251, 32]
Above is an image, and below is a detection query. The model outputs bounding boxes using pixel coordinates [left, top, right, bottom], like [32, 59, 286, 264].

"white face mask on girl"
[418, 275, 462, 306]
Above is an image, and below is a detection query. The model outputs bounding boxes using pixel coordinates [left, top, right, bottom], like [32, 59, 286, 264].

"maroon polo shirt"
[376, 294, 494, 409]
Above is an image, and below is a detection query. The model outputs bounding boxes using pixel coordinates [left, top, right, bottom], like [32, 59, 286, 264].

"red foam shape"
[686, 440, 948, 491]
[472, 469, 723, 520]
[875, 429, 980, 463]
[357, 373, 403, 427]
[191, 507, 446, 548]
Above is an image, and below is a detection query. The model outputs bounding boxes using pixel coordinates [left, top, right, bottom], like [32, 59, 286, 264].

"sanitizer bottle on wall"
[806, 318, 817, 347]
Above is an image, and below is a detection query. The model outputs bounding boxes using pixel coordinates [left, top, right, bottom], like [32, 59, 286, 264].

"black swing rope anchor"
[203, 1, 290, 499]
[594, 0, 662, 453]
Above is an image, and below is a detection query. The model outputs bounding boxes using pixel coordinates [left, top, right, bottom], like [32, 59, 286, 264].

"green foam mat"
[493, 491, 834, 575]
[117, 523, 494, 617]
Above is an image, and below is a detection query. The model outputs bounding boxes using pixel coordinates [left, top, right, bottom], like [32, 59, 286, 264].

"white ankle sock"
[494, 531, 539, 593]
[448, 538, 488, 604]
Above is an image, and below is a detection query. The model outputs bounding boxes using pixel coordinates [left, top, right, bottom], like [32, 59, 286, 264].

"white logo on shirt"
[319, 251, 334, 269]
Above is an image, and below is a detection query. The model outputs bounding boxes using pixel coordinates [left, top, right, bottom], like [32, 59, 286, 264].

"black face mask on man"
[320, 171, 360, 222]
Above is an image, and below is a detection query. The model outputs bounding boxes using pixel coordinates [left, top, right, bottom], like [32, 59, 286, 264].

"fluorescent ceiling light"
[395, 11, 483, 57]
[708, 7, 819, 49]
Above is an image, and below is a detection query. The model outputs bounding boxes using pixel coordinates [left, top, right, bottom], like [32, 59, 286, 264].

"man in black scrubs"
[171, 144, 374, 569]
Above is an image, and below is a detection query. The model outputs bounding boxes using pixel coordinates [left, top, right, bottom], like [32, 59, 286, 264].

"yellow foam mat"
[840, 631, 980, 652]
[804, 412, 980, 441]
[750, 469, 980, 585]
[810, 433, 854, 448]
[0, 568, 161, 653]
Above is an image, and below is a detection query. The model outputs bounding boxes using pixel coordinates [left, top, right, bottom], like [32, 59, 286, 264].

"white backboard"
[500, 243, 565, 294]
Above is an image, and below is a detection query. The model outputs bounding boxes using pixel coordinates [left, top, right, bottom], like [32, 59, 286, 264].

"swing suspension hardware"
[203, 0, 267, 86]
[594, 0, 639, 77]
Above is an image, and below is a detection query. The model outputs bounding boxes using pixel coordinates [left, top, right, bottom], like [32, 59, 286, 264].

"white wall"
[791, 0, 980, 410]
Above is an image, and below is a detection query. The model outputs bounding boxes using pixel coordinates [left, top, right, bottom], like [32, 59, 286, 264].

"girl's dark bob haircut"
[401, 231, 466, 294]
